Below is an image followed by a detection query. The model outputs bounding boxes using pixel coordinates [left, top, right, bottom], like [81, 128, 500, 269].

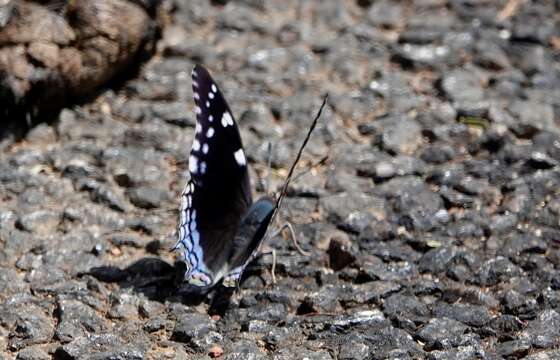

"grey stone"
[0, 268, 29, 296]
[524, 350, 560, 360]
[364, 324, 424, 358]
[419, 247, 459, 274]
[428, 345, 486, 360]
[77, 179, 130, 212]
[520, 310, 560, 348]
[474, 40, 511, 70]
[367, 0, 404, 29]
[16, 210, 60, 235]
[379, 116, 423, 155]
[339, 338, 370, 360]
[16, 345, 50, 360]
[55, 299, 108, 343]
[127, 186, 169, 209]
[299, 285, 344, 314]
[392, 44, 451, 69]
[421, 144, 456, 164]
[394, 187, 445, 231]
[172, 312, 216, 349]
[440, 69, 485, 103]
[352, 282, 401, 304]
[475, 257, 522, 286]
[433, 303, 492, 327]
[150, 101, 193, 127]
[321, 192, 386, 234]
[417, 317, 469, 349]
[55, 333, 148, 360]
[9, 310, 54, 351]
[383, 294, 430, 326]
[508, 100, 556, 136]
[225, 340, 266, 360]
[247, 303, 287, 322]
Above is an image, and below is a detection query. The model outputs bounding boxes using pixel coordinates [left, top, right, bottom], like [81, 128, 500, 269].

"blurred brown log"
[0, 0, 161, 130]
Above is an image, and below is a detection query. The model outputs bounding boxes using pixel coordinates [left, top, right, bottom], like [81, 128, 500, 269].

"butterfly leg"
[187, 271, 213, 287]
[270, 222, 311, 256]
[259, 248, 277, 285]
[270, 248, 276, 285]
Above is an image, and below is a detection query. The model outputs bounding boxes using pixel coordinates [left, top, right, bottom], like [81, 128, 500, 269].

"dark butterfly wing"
[222, 96, 329, 287]
[174, 64, 252, 287]
[222, 197, 274, 287]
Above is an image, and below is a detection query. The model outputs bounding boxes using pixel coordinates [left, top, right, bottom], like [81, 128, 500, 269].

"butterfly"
[173, 64, 327, 288]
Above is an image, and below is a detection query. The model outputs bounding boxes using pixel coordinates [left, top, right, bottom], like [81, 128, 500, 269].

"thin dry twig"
[497, 0, 525, 22]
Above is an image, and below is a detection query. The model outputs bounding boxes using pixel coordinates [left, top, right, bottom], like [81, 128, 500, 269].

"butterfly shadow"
[86, 258, 210, 307]
[86, 256, 266, 315]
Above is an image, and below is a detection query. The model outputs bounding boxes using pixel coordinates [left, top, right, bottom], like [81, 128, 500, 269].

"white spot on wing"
[234, 148, 246, 166]
[206, 127, 214, 138]
[208, 92, 214, 99]
[193, 80, 199, 88]
[189, 155, 198, 173]
[195, 123, 201, 134]
[221, 112, 234, 127]
[193, 92, 200, 100]
[200, 161, 207, 174]
[206, 101, 210, 108]
[202, 143, 209, 154]
[208, 115, 214, 122]
[192, 139, 200, 152]
[195, 106, 201, 115]
[211, 84, 217, 93]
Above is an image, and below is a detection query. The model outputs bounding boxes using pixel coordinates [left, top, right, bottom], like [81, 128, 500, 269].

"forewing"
[175, 65, 253, 287]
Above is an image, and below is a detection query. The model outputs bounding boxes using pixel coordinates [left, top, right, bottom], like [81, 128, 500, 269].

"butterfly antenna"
[290, 154, 329, 183]
[271, 94, 328, 218]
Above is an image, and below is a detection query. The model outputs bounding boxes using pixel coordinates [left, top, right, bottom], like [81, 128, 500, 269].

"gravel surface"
[1, 0, 560, 359]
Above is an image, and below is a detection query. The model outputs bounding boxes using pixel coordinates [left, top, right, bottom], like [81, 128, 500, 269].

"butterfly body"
[175, 65, 326, 289]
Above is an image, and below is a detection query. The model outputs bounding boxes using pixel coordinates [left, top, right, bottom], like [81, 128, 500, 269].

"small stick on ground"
[497, 0, 524, 22]
[270, 222, 311, 256]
